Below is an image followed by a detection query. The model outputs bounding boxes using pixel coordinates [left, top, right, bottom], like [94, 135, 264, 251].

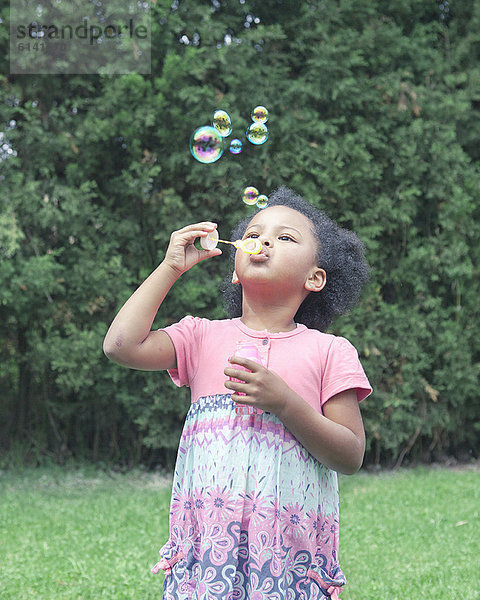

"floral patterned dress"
[151, 317, 371, 600]
[152, 395, 346, 599]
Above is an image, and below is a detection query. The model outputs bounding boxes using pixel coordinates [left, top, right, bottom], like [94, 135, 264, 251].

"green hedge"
[1, 0, 479, 468]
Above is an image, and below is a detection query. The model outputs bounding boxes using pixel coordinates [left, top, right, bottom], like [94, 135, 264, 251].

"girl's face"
[233, 205, 326, 295]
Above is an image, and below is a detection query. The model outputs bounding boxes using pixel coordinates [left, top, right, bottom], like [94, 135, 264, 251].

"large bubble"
[190, 126, 225, 164]
[251, 106, 269, 123]
[243, 186, 259, 205]
[212, 110, 232, 137]
[246, 122, 269, 145]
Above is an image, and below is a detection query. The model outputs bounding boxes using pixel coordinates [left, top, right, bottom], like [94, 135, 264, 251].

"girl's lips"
[250, 252, 269, 262]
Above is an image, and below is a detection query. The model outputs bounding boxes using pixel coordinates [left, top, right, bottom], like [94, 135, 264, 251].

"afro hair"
[221, 186, 369, 332]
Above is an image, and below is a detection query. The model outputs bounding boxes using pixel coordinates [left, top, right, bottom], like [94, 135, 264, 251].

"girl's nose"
[260, 235, 271, 247]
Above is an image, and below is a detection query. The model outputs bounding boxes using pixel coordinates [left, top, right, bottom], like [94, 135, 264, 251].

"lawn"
[0, 464, 478, 599]
[339, 466, 480, 599]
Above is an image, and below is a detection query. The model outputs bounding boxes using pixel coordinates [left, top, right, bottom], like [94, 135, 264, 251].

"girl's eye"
[279, 235, 294, 241]
[245, 233, 259, 239]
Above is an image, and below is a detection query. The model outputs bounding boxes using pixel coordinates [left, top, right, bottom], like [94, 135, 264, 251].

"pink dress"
[152, 317, 372, 599]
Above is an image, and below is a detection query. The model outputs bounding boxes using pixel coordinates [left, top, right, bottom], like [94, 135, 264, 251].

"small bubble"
[212, 110, 232, 137]
[246, 122, 268, 145]
[251, 106, 268, 123]
[190, 126, 225, 164]
[229, 138, 242, 154]
[243, 186, 259, 205]
[256, 195, 268, 209]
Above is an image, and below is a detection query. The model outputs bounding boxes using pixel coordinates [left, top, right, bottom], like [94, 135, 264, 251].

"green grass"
[0, 466, 172, 599]
[339, 466, 480, 599]
[0, 465, 478, 599]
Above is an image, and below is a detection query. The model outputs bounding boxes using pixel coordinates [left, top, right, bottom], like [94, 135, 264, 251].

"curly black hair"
[221, 186, 370, 332]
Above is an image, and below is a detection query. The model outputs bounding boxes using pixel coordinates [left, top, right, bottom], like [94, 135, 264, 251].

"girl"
[103, 186, 372, 599]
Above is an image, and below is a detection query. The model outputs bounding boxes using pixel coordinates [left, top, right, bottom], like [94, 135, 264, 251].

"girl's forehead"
[247, 205, 314, 232]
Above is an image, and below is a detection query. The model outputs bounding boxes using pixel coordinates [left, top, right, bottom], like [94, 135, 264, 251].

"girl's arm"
[275, 388, 365, 475]
[224, 358, 365, 474]
[103, 222, 220, 371]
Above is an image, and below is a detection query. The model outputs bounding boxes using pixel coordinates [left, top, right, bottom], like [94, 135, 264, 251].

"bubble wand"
[200, 229, 262, 255]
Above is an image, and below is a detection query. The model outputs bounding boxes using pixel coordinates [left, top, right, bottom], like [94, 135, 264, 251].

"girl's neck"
[239, 281, 308, 333]
[240, 301, 298, 334]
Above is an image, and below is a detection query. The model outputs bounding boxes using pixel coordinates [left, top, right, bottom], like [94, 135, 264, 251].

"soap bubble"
[243, 186, 259, 205]
[190, 126, 225, 164]
[246, 122, 268, 145]
[229, 139, 243, 154]
[256, 195, 268, 209]
[212, 110, 232, 137]
[251, 105, 269, 123]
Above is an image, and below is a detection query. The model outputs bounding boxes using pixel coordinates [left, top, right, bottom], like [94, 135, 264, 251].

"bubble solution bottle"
[229, 341, 264, 415]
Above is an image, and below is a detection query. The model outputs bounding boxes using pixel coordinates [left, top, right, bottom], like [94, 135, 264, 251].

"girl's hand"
[224, 356, 294, 415]
[163, 222, 222, 275]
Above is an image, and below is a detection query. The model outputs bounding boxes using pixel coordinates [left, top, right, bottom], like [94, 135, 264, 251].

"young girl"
[103, 186, 372, 600]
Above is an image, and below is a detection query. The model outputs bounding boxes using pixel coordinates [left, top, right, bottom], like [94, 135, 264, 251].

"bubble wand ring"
[222, 238, 262, 255]
[200, 230, 262, 255]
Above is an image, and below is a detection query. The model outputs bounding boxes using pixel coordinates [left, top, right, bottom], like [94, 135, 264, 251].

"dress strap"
[307, 568, 344, 599]
[151, 552, 184, 576]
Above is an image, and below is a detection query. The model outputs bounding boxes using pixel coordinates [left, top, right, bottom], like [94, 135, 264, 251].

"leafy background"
[1, 0, 479, 469]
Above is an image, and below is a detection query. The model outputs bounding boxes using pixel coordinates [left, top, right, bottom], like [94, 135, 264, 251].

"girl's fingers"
[175, 222, 217, 236]
[231, 394, 251, 404]
[187, 221, 217, 229]
[228, 356, 261, 371]
[172, 226, 218, 245]
[164, 222, 220, 273]
[224, 367, 250, 380]
[196, 248, 222, 262]
[225, 380, 248, 394]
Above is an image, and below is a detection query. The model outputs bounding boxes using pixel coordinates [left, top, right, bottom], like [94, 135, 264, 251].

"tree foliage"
[1, 0, 479, 468]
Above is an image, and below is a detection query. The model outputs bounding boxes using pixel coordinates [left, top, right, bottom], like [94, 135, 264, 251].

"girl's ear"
[232, 270, 240, 285]
[304, 267, 326, 292]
